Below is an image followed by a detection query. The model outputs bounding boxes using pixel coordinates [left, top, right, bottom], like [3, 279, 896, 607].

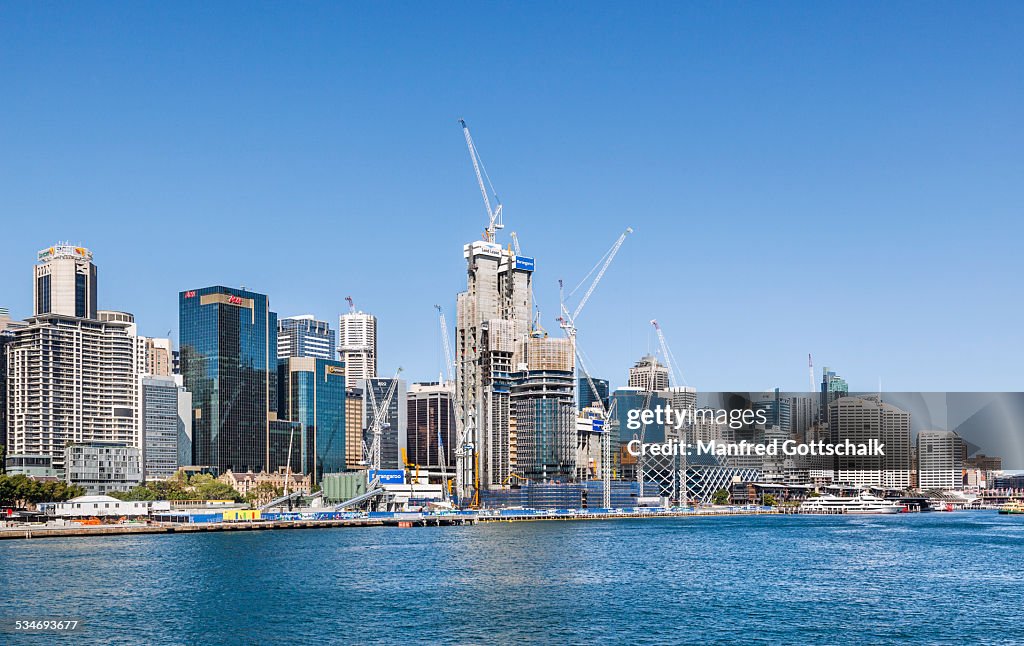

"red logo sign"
[227, 295, 243, 305]
[184, 291, 197, 299]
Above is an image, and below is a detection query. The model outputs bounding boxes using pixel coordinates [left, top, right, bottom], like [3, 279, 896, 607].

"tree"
[195, 480, 242, 502]
[762, 494, 779, 507]
[712, 488, 730, 505]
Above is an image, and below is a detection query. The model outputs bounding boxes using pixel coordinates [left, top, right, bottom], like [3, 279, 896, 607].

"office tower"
[628, 354, 670, 391]
[33, 244, 98, 319]
[140, 375, 188, 480]
[407, 382, 456, 470]
[7, 248, 149, 484]
[820, 366, 848, 422]
[338, 309, 377, 388]
[345, 388, 365, 469]
[578, 376, 610, 412]
[754, 389, 792, 435]
[917, 430, 964, 490]
[456, 239, 534, 491]
[278, 315, 335, 360]
[278, 357, 347, 483]
[789, 396, 815, 442]
[830, 395, 910, 489]
[64, 442, 142, 495]
[360, 377, 407, 471]
[511, 337, 576, 482]
[179, 286, 277, 474]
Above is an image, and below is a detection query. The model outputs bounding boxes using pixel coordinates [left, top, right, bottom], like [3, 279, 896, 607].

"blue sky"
[1, 3, 1021, 391]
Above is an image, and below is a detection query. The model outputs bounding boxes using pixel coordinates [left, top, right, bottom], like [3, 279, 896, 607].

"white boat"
[799, 494, 904, 515]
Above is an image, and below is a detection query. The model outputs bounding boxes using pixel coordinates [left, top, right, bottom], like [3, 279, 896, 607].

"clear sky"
[1, 2, 1021, 392]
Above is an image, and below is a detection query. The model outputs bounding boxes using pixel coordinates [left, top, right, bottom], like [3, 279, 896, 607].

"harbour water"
[2, 511, 1023, 644]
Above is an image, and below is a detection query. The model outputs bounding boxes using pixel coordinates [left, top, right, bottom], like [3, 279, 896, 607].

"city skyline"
[2, 4, 1022, 393]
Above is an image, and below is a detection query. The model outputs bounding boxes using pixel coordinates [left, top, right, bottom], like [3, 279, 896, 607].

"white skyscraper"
[7, 246, 149, 480]
[33, 243, 98, 319]
[339, 310, 377, 388]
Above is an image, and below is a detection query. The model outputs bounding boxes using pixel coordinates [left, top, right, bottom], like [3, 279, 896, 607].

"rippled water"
[2, 512, 1023, 644]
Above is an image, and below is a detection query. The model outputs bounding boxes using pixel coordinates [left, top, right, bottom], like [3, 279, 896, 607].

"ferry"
[998, 501, 1024, 515]
[799, 494, 904, 515]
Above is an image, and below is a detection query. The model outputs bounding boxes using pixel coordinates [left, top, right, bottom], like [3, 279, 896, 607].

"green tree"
[712, 488, 730, 505]
[762, 494, 779, 507]
[195, 480, 242, 502]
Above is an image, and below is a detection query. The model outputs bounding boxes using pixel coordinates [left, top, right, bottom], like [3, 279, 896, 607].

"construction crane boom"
[435, 305, 455, 383]
[459, 119, 503, 242]
[345, 296, 355, 314]
[650, 319, 684, 387]
[562, 227, 633, 326]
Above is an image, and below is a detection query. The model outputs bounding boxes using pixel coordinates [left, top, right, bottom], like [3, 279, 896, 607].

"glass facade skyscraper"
[179, 286, 277, 474]
[278, 357, 347, 483]
[277, 315, 335, 360]
[577, 377, 610, 412]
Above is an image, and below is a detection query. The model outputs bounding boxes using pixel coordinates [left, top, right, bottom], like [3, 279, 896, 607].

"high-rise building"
[338, 310, 377, 388]
[6, 247, 153, 484]
[345, 388, 365, 470]
[278, 357, 347, 483]
[179, 286, 277, 474]
[578, 377, 610, 412]
[511, 337, 576, 482]
[456, 240, 534, 491]
[628, 355, 670, 391]
[278, 315, 335, 361]
[754, 389, 792, 435]
[820, 366, 848, 423]
[407, 382, 456, 470]
[789, 396, 815, 442]
[143, 337, 174, 376]
[140, 375, 189, 480]
[33, 244, 98, 319]
[8, 315, 144, 473]
[360, 377, 407, 471]
[830, 395, 910, 489]
[917, 430, 964, 490]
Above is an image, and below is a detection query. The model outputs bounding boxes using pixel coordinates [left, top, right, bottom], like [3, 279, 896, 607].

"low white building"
[51, 495, 170, 518]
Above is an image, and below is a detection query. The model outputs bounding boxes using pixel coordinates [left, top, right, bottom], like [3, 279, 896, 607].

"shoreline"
[0, 507, 784, 540]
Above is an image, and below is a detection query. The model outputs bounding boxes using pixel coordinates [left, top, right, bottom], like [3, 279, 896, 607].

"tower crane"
[650, 319, 685, 387]
[808, 353, 815, 394]
[559, 227, 633, 339]
[557, 227, 633, 508]
[576, 345, 617, 509]
[459, 119, 503, 242]
[364, 367, 403, 475]
[434, 305, 459, 503]
[345, 296, 355, 314]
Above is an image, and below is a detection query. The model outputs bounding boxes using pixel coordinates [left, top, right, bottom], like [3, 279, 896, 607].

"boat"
[799, 494, 903, 515]
[998, 501, 1024, 515]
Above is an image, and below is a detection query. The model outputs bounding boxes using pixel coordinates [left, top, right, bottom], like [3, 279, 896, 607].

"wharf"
[0, 506, 781, 540]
